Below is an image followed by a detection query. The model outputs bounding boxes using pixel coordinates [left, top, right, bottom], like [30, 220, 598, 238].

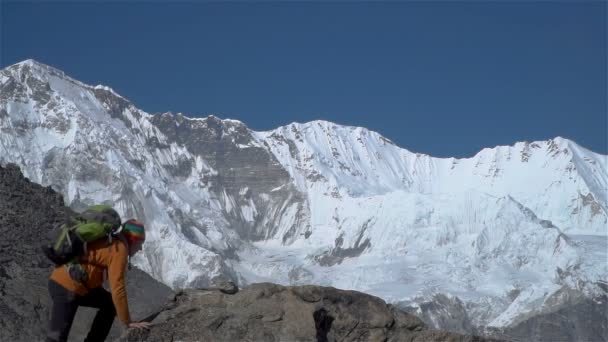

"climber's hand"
[128, 321, 151, 330]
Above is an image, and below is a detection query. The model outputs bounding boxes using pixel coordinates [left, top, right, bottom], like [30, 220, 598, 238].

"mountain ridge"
[4, 58, 598, 162]
[1, 59, 606, 341]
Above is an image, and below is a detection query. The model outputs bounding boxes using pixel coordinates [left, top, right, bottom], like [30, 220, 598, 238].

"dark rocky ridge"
[400, 294, 478, 336]
[0, 163, 70, 341]
[0, 163, 172, 342]
[484, 287, 607, 342]
[149, 112, 311, 243]
[399, 288, 608, 342]
[118, 283, 499, 342]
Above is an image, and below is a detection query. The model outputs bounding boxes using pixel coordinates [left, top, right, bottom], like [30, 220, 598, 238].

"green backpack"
[43, 205, 123, 282]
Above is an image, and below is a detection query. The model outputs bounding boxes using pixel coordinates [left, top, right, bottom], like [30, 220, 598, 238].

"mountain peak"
[7, 58, 64, 77]
[545, 136, 569, 147]
[12, 58, 42, 68]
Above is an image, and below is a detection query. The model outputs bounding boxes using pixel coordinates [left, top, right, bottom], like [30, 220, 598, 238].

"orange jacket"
[50, 238, 131, 325]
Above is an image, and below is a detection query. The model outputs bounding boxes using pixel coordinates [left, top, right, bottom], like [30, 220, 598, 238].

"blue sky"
[1, 2, 606, 157]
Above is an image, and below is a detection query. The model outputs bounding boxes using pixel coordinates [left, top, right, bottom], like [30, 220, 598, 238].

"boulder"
[118, 283, 499, 342]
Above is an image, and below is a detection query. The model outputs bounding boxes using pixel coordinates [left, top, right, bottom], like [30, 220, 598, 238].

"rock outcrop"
[486, 288, 607, 342]
[118, 283, 498, 342]
[0, 163, 70, 342]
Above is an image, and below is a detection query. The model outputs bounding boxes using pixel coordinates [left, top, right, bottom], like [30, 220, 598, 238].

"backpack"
[43, 205, 124, 282]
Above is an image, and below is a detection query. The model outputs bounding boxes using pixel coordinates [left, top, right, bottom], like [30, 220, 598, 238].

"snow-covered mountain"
[1, 60, 606, 339]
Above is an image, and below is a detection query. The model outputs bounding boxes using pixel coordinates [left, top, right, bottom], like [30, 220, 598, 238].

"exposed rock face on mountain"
[485, 288, 607, 342]
[400, 288, 608, 342]
[118, 283, 498, 342]
[0, 163, 172, 342]
[0, 163, 70, 342]
[400, 294, 478, 336]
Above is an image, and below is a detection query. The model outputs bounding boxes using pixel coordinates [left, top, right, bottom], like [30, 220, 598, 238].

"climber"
[45, 206, 151, 342]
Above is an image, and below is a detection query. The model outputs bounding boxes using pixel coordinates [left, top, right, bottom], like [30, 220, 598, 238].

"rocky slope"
[0, 163, 173, 342]
[117, 283, 498, 342]
[0, 163, 69, 341]
[484, 288, 607, 342]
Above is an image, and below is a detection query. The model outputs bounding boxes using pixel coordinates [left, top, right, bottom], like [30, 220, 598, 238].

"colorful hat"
[122, 219, 145, 245]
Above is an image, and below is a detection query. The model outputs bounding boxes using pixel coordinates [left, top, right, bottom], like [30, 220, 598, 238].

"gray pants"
[46, 280, 116, 342]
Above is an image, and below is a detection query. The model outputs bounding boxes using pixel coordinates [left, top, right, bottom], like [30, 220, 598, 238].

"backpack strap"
[114, 233, 132, 271]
